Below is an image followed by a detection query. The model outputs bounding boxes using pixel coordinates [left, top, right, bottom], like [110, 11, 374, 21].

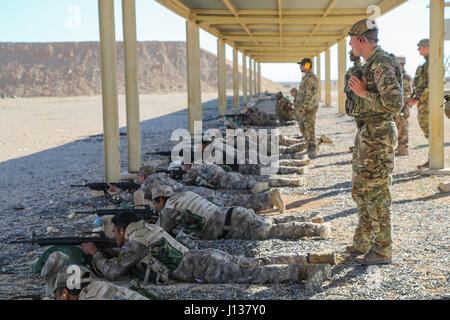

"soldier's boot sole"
[251, 182, 269, 194]
[318, 224, 331, 239]
[270, 189, 285, 213]
[298, 264, 332, 292]
[308, 252, 336, 265]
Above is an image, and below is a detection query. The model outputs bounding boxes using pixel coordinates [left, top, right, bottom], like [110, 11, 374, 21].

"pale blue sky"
[0, 0, 449, 82]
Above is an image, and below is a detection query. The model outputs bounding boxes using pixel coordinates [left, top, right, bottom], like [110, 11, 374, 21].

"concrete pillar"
[122, 0, 141, 173]
[316, 53, 322, 101]
[233, 48, 239, 109]
[242, 55, 248, 103]
[98, 0, 120, 182]
[217, 38, 227, 116]
[428, 0, 445, 170]
[186, 20, 202, 134]
[338, 39, 347, 114]
[249, 58, 253, 97]
[325, 48, 331, 107]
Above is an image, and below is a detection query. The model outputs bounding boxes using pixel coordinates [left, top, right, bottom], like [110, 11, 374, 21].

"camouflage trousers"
[279, 141, 308, 154]
[394, 110, 409, 153]
[216, 171, 258, 190]
[295, 105, 319, 151]
[351, 120, 396, 257]
[170, 248, 303, 284]
[279, 135, 303, 146]
[221, 206, 325, 240]
[238, 163, 303, 175]
[417, 101, 429, 139]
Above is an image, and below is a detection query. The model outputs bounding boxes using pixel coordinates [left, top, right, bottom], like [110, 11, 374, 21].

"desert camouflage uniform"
[413, 55, 429, 139]
[120, 172, 274, 212]
[394, 71, 413, 153]
[351, 46, 403, 258]
[345, 60, 364, 116]
[78, 281, 150, 300]
[93, 221, 330, 285]
[182, 163, 259, 190]
[295, 71, 319, 152]
[246, 108, 279, 126]
[158, 191, 327, 240]
[276, 95, 295, 122]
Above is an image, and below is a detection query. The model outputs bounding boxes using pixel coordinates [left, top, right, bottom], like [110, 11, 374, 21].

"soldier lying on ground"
[152, 185, 329, 241]
[110, 168, 285, 213]
[275, 91, 295, 122]
[81, 212, 332, 290]
[40, 252, 154, 300]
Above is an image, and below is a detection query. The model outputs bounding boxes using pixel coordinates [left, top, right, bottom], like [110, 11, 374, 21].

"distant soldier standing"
[408, 39, 430, 168]
[294, 58, 320, 157]
[346, 19, 403, 265]
[394, 56, 413, 156]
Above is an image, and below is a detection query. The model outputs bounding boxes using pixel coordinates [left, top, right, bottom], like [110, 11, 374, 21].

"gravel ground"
[0, 92, 449, 300]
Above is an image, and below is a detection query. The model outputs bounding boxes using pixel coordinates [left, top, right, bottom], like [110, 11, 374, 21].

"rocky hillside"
[0, 41, 284, 97]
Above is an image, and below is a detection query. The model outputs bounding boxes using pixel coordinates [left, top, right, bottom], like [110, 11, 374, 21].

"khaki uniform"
[79, 281, 150, 300]
[93, 221, 330, 285]
[413, 56, 429, 139]
[394, 72, 413, 153]
[120, 172, 274, 212]
[295, 72, 319, 151]
[351, 46, 403, 257]
[158, 191, 327, 240]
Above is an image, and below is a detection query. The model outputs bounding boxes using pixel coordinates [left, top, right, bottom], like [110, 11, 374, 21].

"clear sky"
[0, 0, 449, 82]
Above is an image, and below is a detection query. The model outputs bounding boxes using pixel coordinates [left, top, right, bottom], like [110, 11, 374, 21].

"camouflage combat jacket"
[296, 71, 319, 111]
[353, 46, 403, 121]
[344, 60, 364, 116]
[413, 56, 429, 103]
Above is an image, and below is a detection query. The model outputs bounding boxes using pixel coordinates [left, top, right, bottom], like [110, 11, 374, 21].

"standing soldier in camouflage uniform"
[408, 39, 430, 168]
[394, 56, 413, 156]
[81, 212, 332, 289]
[294, 58, 320, 156]
[346, 19, 403, 265]
[152, 185, 329, 241]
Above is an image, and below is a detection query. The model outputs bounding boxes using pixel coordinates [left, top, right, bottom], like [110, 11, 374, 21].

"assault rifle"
[155, 167, 185, 180]
[70, 180, 141, 204]
[9, 234, 117, 249]
[75, 207, 159, 223]
[224, 114, 248, 121]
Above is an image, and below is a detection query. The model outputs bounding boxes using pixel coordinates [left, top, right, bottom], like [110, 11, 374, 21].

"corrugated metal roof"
[155, 0, 409, 62]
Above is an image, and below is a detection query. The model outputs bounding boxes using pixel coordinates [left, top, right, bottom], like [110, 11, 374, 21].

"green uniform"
[413, 56, 429, 139]
[295, 71, 319, 152]
[351, 46, 403, 258]
[276, 95, 295, 121]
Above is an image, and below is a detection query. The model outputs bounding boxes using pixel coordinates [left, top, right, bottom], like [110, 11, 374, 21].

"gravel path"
[0, 93, 449, 300]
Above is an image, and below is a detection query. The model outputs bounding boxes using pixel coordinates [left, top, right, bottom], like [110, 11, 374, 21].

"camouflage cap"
[290, 87, 298, 93]
[348, 19, 378, 37]
[53, 265, 91, 295]
[151, 185, 174, 200]
[417, 38, 429, 47]
[138, 166, 155, 176]
[41, 251, 70, 296]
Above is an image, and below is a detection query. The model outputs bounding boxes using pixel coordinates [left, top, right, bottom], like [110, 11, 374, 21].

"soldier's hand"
[408, 98, 419, 106]
[81, 242, 99, 256]
[107, 183, 118, 193]
[349, 76, 368, 98]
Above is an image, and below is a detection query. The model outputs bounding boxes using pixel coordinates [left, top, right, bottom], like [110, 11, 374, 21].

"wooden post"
[186, 20, 202, 134]
[428, 0, 445, 170]
[98, 0, 120, 182]
[317, 53, 322, 101]
[258, 62, 261, 94]
[217, 38, 227, 116]
[242, 54, 248, 103]
[338, 39, 347, 114]
[122, 0, 141, 173]
[325, 48, 331, 107]
[249, 58, 253, 98]
[233, 48, 239, 109]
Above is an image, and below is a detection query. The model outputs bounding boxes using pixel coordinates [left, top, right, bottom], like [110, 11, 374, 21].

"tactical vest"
[125, 221, 189, 284]
[165, 191, 218, 232]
